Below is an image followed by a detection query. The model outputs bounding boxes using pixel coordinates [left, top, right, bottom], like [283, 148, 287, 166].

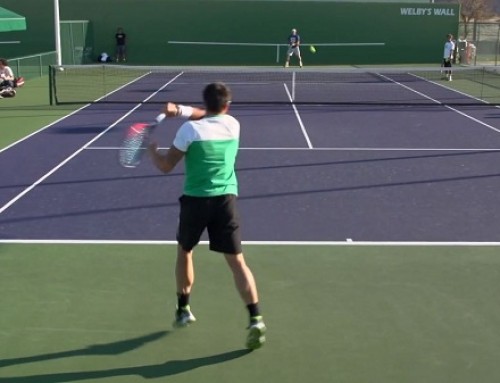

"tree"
[435, 0, 494, 39]
[460, 0, 494, 39]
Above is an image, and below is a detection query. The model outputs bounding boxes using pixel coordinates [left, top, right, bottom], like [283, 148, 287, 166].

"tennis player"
[148, 83, 266, 350]
[443, 33, 455, 81]
[285, 28, 303, 68]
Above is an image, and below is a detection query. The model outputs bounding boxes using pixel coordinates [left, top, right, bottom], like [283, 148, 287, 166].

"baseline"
[0, 239, 499, 246]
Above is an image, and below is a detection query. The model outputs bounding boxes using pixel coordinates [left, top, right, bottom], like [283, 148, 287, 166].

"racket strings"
[119, 124, 150, 167]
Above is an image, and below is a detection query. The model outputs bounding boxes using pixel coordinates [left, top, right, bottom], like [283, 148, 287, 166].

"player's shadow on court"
[0, 330, 168, 369]
[0, 349, 251, 382]
[50, 126, 110, 134]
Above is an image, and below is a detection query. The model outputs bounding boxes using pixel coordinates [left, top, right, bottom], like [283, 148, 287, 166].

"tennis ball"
[58, 67, 65, 72]
[310, 45, 316, 54]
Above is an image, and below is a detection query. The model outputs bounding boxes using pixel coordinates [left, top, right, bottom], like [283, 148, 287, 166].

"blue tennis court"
[2, 67, 500, 243]
[2, 67, 500, 383]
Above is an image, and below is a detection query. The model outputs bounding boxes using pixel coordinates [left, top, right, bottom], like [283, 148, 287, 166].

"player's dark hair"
[0, 58, 8, 66]
[203, 82, 231, 113]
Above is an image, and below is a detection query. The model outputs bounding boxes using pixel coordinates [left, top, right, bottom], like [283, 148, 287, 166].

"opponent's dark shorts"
[177, 194, 242, 254]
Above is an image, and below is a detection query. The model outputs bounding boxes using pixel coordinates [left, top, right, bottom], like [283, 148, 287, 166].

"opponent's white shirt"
[443, 41, 455, 59]
[0, 66, 14, 80]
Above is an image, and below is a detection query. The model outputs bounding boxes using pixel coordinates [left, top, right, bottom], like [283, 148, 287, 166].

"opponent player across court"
[284, 28, 303, 68]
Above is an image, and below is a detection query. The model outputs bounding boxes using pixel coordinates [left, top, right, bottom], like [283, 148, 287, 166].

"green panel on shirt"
[184, 139, 239, 197]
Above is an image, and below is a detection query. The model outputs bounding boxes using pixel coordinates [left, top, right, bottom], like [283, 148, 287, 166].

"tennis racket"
[119, 113, 166, 168]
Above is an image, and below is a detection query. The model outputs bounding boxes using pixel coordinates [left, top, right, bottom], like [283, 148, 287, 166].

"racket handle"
[155, 113, 166, 124]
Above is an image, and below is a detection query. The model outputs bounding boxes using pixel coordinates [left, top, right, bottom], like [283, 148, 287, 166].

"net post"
[292, 71, 296, 101]
[481, 66, 485, 101]
[496, 24, 500, 66]
[49, 65, 53, 105]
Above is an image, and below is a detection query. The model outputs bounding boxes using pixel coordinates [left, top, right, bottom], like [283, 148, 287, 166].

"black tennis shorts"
[177, 194, 242, 254]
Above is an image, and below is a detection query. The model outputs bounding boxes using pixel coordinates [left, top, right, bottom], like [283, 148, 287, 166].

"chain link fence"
[8, 51, 57, 79]
[457, 22, 500, 66]
[60, 20, 94, 65]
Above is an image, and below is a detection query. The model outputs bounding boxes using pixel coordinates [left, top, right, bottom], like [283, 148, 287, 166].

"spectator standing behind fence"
[115, 27, 127, 62]
[443, 33, 455, 81]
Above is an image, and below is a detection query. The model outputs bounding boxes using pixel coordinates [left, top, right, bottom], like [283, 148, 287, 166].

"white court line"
[86, 146, 500, 152]
[283, 83, 313, 149]
[411, 72, 494, 106]
[0, 115, 135, 215]
[0, 73, 185, 216]
[0, 72, 152, 155]
[1, 107, 94, 155]
[444, 106, 500, 133]
[1, 239, 499, 246]
[238, 147, 500, 151]
[378, 73, 500, 134]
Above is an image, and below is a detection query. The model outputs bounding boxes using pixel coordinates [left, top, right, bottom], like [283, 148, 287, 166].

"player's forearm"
[188, 107, 207, 120]
[163, 102, 206, 120]
[149, 143, 184, 173]
[149, 147, 175, 173]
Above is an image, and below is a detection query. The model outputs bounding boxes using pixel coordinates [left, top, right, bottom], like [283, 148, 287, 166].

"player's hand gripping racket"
[119, 113, 166, 168]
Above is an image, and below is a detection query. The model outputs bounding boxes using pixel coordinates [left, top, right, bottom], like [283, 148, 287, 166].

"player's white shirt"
[0, 66, 14, 80]
[443, 41, 455, 59]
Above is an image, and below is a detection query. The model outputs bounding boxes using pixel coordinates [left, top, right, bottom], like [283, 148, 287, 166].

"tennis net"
[49, 65, 500, 106]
